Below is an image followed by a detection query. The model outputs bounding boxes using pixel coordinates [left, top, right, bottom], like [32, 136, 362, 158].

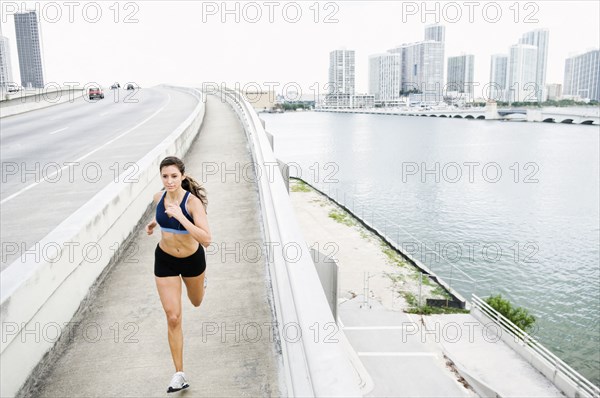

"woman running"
[145, 156, 211, 393]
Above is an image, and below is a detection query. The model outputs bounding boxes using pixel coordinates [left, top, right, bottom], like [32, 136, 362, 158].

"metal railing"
[471, 294, 600, 398]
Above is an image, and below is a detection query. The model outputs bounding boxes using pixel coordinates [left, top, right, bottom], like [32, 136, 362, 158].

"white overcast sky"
[1, 0, 598, 97]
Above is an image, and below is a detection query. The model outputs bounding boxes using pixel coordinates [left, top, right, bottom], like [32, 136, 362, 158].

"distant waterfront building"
[447, 54, 475, 99]
[14, 11, 44, 88]
[0, 35, 13, 89]
[328, 49, 355, 95]
[545, 83, 562, 101]
[368, 53, 402, 106]
[389, 41, 444, 102]
[563, 50, 600, 101]
[489, 54, 508, 101]
[508, 44, 538, 103]
[519, 29, 549, 102]
[425, 24, 445, 43]
[321, 93, 374, 109]
[388, 25, 445, 103]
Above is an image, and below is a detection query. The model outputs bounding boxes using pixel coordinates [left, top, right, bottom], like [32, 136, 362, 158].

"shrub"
[485, 294, 536, 333]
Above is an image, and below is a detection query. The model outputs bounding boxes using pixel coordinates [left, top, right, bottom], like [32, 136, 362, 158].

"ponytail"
[182, 175, 208, 213]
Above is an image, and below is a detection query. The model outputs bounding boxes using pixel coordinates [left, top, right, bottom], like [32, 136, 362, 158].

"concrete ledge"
[0, 86, 85, 118]
[0, 86, 204, 397]
[442, 351, 502, 398]
[219, 88, 362, 397]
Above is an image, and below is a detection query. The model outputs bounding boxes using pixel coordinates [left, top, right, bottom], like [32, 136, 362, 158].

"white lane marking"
[343, 326, 416, 331]
[48, 127, 68, 135]
[357, 352, 437, 357]
[1, 94, 172, 205]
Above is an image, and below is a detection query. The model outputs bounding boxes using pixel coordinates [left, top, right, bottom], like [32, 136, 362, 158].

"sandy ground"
[289, 179, 448, 311]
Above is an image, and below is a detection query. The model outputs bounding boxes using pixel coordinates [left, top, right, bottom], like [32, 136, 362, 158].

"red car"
[89, 87, 104, 100]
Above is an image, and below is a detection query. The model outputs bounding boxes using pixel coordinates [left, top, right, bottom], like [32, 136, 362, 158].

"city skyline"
[0, 1, 598, 97]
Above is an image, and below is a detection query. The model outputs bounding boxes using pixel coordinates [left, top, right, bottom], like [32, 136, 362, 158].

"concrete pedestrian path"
[339, 297, 475, 397]
[423, 314, 563, 397]
[25, 95, 282, 397]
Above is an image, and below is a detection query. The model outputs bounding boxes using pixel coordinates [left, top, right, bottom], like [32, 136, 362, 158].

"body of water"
[261, 111, 600, 386]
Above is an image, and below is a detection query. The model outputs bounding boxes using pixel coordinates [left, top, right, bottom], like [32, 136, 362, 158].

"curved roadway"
[0, 86, 200, 270]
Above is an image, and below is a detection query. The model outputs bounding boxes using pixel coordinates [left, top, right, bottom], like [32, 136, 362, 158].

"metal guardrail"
[215, 88, 362, 397]
[471, 294, 600, 398]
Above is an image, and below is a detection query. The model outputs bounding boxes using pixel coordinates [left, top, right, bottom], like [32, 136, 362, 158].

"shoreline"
[288, 177, 461, 312]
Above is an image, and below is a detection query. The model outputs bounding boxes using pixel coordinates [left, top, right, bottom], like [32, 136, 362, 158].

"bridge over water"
[1, 87, 598, 398]
[320, 103, 600, 125]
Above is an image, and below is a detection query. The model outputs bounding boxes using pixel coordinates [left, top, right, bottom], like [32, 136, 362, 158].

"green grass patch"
[385, 272, 405, 284]
[401, 292, 418, 307]
[380, 242, 406, 267]
[409, 272, 434, 286]
[291, 180, 311, 192]
[328, 209, 355, 226]
[431, 286, 451, 299]
[359, 230, 371, 240]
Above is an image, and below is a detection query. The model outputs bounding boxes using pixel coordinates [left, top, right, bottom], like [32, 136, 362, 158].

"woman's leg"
[155, 276, 184, 371]
[182, 272, 206, 307]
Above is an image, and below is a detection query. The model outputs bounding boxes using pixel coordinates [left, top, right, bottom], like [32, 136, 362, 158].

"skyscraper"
[0, 34, 13, 89]
[489, 54, 508, 101]
[447, 54, 475, 98]
[425, 24, 445, 43]
[508, 44, 538, 103]
[14, 11, 44, 88]
[519, 29, 549, 102]
[369, 53, 402, 105]
[328, 49, 355, 95]
[389, 40, 444, 99]
[563, 50, 600, 101]
[388, 25, 445, 102]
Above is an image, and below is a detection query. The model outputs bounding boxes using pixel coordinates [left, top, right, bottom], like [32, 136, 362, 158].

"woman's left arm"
[177, 196, 212, 248]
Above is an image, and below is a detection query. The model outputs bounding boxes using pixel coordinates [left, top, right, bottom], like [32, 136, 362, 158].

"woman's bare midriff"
[159, 231, 199, 258]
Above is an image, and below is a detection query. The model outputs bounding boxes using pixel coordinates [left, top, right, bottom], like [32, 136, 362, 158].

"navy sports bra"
[156, 191, 194, 234]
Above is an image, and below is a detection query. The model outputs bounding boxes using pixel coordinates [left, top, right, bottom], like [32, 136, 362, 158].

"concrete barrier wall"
[0, 86, 205, 397]
[219, 88, 363, 397]
[0, 87, 85, 118]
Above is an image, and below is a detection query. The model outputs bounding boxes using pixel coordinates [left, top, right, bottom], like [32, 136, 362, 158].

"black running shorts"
[154, 243, 206, 278]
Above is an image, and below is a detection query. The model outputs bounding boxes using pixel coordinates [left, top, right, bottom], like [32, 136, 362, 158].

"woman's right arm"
[146, 191, 163, 235]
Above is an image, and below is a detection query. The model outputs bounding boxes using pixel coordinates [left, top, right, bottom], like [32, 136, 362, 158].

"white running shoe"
[167, 371, 189, 393]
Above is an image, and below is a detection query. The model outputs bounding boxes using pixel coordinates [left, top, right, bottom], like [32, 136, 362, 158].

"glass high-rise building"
[447, 54, 475, 98]
[425, 24, 445, 43]
[389, 41, 444, 99]
[489, 54, 508, 101]
[0, 34, 13, 89]
[486, 54, 508, 101]
[563, 50, 600, 101]
[508, 44, 538, 103]
[519, 29, 549, 102]
[14, 11, 44, 88]
[328, 49, 355, 95]
[369, 53, 402, 104]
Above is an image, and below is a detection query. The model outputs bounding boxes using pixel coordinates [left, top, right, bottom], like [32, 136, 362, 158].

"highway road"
[0, 86, 200, 271]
